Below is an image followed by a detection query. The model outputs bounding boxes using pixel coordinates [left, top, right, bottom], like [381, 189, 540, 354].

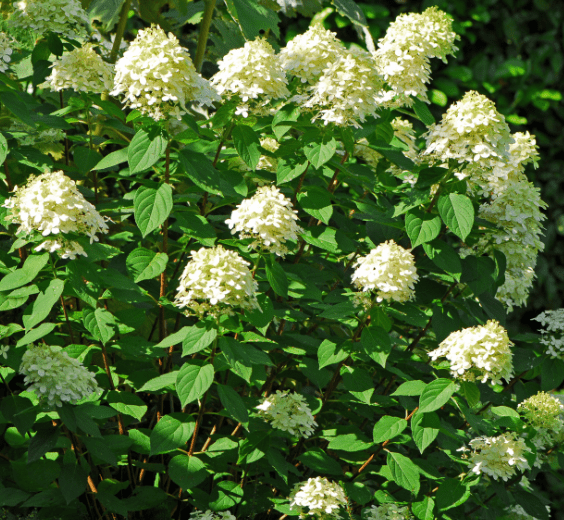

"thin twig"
[193, 0, 217, 73]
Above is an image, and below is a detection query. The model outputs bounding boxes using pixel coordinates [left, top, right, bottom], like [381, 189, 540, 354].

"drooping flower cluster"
[225, 185, 303, 257]
[279, 24, 345, 84]
[41, 43, 114, 94]
[303, 49, 390, 127]
[429, 320, 513, 385]
[289, 477, 347, 519]
[0, 32, 14, 74]
[19, 345, 99, 408]
[174, 245, 259, 316]
[374, 7, 458, 106]
[3, 170, 109, 258]
[256, 390, 317, 438]
[467, 433, 532, 481]
[351, 240, 418, 302]
[422, 91, 514, 168]
[188, 511, 236, 520]
[111, 25, 219, 121]
[10, 0, 90, 40]
[211, 38, 289, 115]
[362, 503, 411, 520]
[533, 309, 564, 360]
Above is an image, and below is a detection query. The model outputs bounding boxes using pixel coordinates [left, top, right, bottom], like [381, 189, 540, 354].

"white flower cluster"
[34, 238, 86, 259]
[3, 170, 109, 258]
[0, 32, 14, 74]
[362, 503, 411, 520]
[211, 38, 289, 112]
[289, 477, 347, 519]
[41, 43, 114, 94]
[112, 25, 219, 121]
[303, 49, 390, 127]
[533, 309, 564, 359]
[467, 433, 531, 481]
[518, 392, 564, 454]
[374, 7, 458, 106]
[256, 390, 317, 438]
[257, 137, 280, 172]
[351, 240, 418, 303]
[429, 320, 513, 385]
[423, 91, 514, 168]
[279, 24, 345, 84]
[188, 511, 236, 520]
[174, 245, 259, 315]
[225, 185, 303, 257]
[10, 0, 90, 40]
[19, 345, 99, 408]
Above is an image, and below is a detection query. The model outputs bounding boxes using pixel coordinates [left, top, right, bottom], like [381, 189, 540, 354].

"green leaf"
[126, 248, 169, 282]
[327, 433, 373, 452]
[391, 380, 426, 397]
[419, 379, 457, 413]
[182, 322, 218, 356]
[361, 325, 392, 367]
[134, 183, 173, 238]
[435, 479, 471, 511]
[83, 307, 116, 345]
[87, 0, 125, 31]
[228, 0, 280, 39]
[370, 139, 416, 171]
[168, 454, 208, 489]
[128, 128, 167, 174]
[372, 416, 407, 443]
[298, 186, 333, 225]
[460, 381, 481, 409]
[16, 322, 57, 347]
[422, 239, 462, 280]
[415, 167, 448, 189]
[0, 132, 8, 166]
[238, 430, 270, 464]
[92, 148, 128, 171]
[217, 384, 249, 427]
[405, 209, 442, 249]
[0, 91, 36, 127]
[265, 256, 289, 298]
[11, 460, 60, 492]
[277, 157, 308, 184]
[303, 134, 337, 169]
[318, 339, 348, 369]
[150, 415, 193, 456]
[73, 147, 103, 175]
[411, 412, 440, 454]
[232, 124, 261, 170]
[298, 447, 343, 476]
[272, 103, 300, 140]
[137, 372, 178, 393]
[23, 279, 64, 330]
[176, 364, 214, 408]
[437, 193, 474, 241]
[27, 424, 59, 463]
[541, 357, 564, 391]
[332, 0, 368, 26]
[514, 491, 550, 520]
[412, 97, 435, 126]
[107, 391, 148, 421]
[209, 480, 244, 511]
[219, 337, 253, 382]
[58, 461, 89, 505]
[0, 253, 49, 292]
[178, 149, 223, 195]
[387, 451, 420, 495]
[412, 496, 435, 520]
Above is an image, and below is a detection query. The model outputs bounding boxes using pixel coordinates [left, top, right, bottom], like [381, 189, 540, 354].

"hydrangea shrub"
[0, 1, 560, 520]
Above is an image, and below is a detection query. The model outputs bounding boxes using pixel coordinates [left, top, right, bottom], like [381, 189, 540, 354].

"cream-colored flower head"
[303, 49, 390, 127]
[3, 170, 109, 257]
[279, 24, 345, 84]
[211, 38, 289, 105]
[351, 240, 418, 302]
[111, 25, 219, 121]
[518, 391, 564, 431]
[174, 245, 259, 315]
[362, 504, 412, 520]
[422, 91, 513, 168]
[225, 185, 303, 257]
[533, 309, 564, 360]
[477, 179, 546, 310]
[0, 32, 14, 73]
[467, 433, 531, 481]
[429, 320, 513, 385]
[19, 345, 99, 408]
[41, 43, 114, 93]
[10, 0, 90, 40]
[374, 7, 458, 106]
[289, 477, 347, 519]
[257, 390, 317, 438]
[188, 511, 236, 520]
[34, 238, 86, 259]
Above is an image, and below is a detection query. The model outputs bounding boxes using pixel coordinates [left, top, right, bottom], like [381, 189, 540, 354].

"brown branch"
[327, 152, 349, 193]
